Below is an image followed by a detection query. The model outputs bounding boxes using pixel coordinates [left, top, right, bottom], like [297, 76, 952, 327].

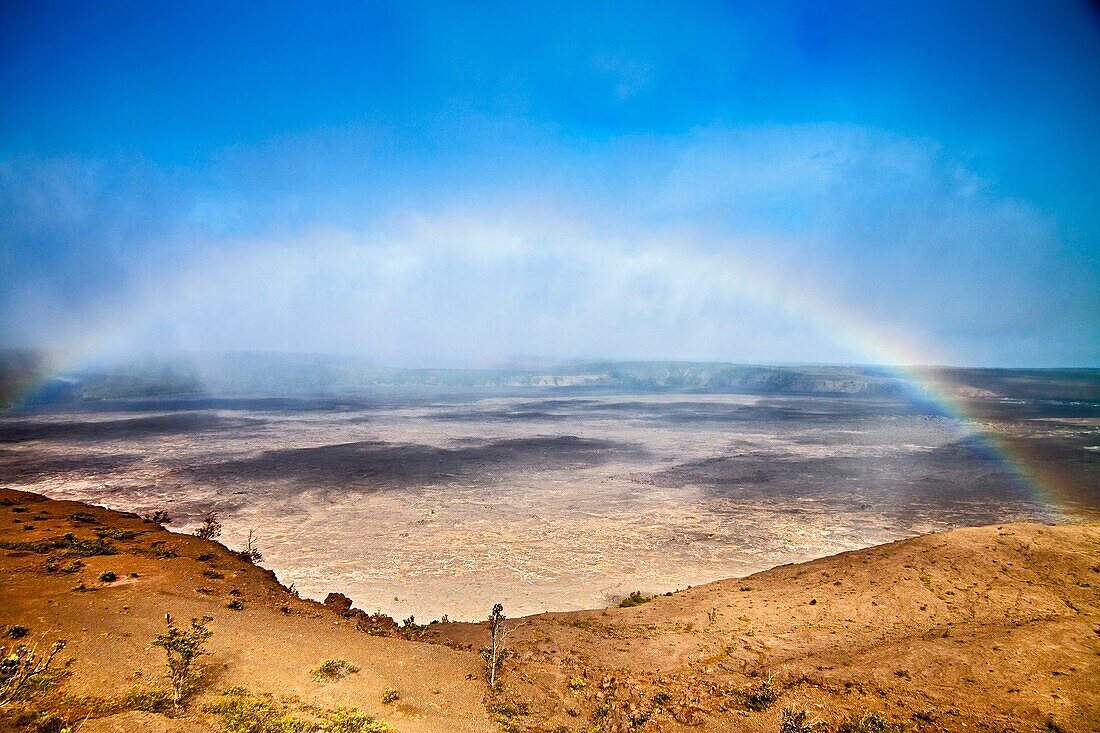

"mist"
[3, 124, 1096, 369]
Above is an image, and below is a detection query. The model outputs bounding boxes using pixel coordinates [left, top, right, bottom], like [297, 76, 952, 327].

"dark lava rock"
[324, 592, 353, 613]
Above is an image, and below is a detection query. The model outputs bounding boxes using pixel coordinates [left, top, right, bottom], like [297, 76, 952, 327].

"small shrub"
[738, 677, 780, 711]
[44, 558, 83, 574]
[203, 568, 224, 579]
[781, 708, 829, 733]
[98, 571, 116, 583]
[194, 512, 222, 541]
[70, 512, 98, 524]
[6, 534, 114, 558]
[311, 659, 360, 682]
[324, 707, 394, 733]
[488, 700, 528, 733]
[838, 712, 905, 733]
[153, 614, 212, 706]
[0, 639, 67, 706]
[208, 690, 305, 732]
[196, 552, 215, 562]
[95, 527, 137, 541]
[567, 676, 587, 691]
[122, 687, 173, 713]
[226, 600, 243, 611]
[6, 625, 29, 639]
[67, 536, 115, 557]
[144, 510, 172, 526]
[149, 541, 178, 559]
[235, 530, 263, 564]
[13, 710, 71, 733]
[619, 591, 652, 608]
[381, 687, 399, 704]
[209, 690, 393, 733]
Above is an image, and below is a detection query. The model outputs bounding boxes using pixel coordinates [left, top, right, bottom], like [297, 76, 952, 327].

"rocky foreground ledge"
[0, 488, 1097, 733]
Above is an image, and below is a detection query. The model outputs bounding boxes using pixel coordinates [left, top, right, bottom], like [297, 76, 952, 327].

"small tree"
[153, 614, 212, 706]
[193, 511, 222, 540]
[145, 510, 172, 527]
[485, 603, 516, 689]
[0, 638, 66, 706]
[236, 530, 262, 564]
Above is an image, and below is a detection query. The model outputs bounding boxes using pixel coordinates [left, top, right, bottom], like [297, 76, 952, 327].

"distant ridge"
[2, 349, 1098, 407]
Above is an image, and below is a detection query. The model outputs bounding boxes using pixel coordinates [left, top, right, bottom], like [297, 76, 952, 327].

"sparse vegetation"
[311, 659, 360, 682]
[398, 615, 427, 639]
[195, 511, 223, 540]
[209, 689, 394, 733]
[44, 558, 83, 574]
[781, 707, 829, 733]
[0, 638, 67, 707]
[567, 675, 587, 691]
[149, 540, 179, 559]
[236, 529, 263, 564]
[838, 712, 905, 733]
[204, 568, 225, 579]
[619, 591, 652, 608]
[6, 625, 29, 639]
[737, 676, 780, 711]
[98, 570, 116, 583]
[144, 509, 172, 526]
[121, 687, 174, 713]
[2, 533, 115, 557]
[94, 527, 137, 541]
[487, 700, 528, 733]
[153, 613, 213, 706]
[380, 687, 399, 704]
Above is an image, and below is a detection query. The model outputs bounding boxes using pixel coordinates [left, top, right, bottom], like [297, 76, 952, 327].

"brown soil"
[1, 488, 1098, 732]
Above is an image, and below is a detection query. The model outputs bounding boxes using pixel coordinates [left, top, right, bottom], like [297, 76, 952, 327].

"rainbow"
[3, 237, 1087, 518]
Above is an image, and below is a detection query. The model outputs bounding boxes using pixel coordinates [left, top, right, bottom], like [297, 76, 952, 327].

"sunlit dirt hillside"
[1, 488, 1097, 732]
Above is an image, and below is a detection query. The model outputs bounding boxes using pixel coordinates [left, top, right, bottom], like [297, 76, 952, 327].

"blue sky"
[1, 1, 1098, 367]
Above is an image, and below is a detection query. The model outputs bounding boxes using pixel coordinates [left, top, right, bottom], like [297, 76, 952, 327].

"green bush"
[618, 591, 652, 608]
[99, 571, 116, 583]
[738, 677, 779, 711]
[380, 687, 399, 704]
[838, 713, 905, 733]
[2, 534, 114, 557]
[210, 690, 394, 733]
[310, 659, 360, 683]
[324, 708, 394, 733]
[209, 690, 312, 733]
[194, 512, 223, 540]
[149, 541, 178, 559]
[95, 527, 137, 541]
[122, 687, 174, 713]
[153, 614, 213, 706]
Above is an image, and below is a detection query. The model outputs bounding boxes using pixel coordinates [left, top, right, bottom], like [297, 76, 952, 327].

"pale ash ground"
[0, 390, 1078, 620]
